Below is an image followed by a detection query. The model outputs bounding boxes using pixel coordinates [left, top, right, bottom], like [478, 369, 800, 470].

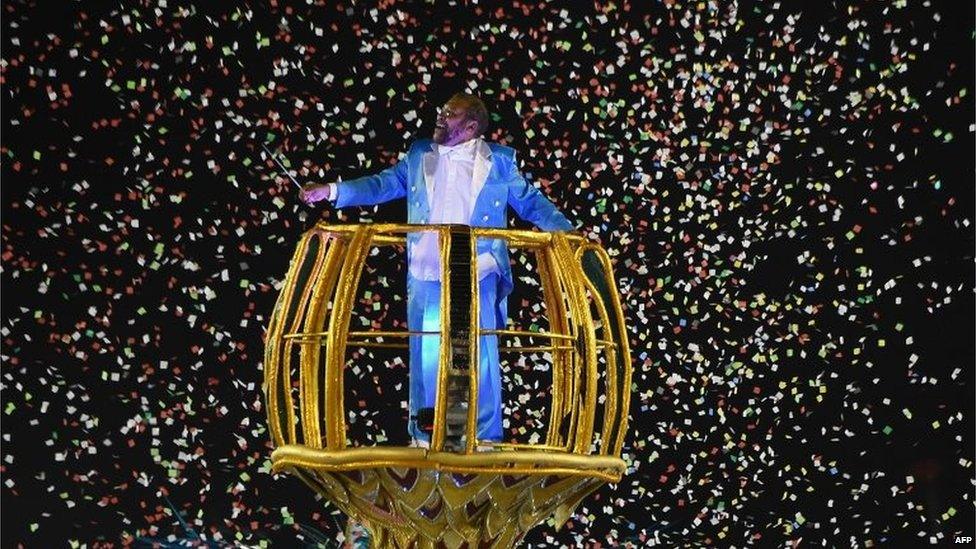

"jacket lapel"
[422, 143, 438, 207]
[471, 139, 492, 199]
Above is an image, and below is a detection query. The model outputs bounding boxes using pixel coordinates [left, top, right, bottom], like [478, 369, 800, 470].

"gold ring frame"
[264, 223, 632, 548]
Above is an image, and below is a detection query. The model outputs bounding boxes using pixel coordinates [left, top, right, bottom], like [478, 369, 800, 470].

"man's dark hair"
[450, 92, 489, 136]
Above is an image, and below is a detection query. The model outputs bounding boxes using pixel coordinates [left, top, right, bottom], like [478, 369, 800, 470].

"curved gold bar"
[301, 234, 344, 448]
[584, 243, 633, 456]
[537, 247, 570, 447]
[575, 245, 617, 456]
[465, 231, 481, 454]
[431, 228, 452, 452]
[271, 445, 624, 474]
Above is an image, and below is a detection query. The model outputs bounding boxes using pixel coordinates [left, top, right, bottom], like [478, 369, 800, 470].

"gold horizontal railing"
[283, 328, 616, 352]
[270, 445, 625, 482]
[264, 222, 631, 477]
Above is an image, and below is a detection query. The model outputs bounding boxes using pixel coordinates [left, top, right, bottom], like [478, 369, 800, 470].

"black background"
[2, 0, 973, 546]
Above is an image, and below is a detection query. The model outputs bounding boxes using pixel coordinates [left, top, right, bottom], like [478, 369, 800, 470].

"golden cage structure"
[263, 223, 632, 548]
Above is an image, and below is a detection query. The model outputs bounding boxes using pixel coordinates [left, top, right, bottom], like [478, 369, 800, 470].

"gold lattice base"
[273, 446, 621, 548]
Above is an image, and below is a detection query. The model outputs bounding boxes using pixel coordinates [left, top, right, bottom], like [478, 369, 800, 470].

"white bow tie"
[438, 142, 474, 160]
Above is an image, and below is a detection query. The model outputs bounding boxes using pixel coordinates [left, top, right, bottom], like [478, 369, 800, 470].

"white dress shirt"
[410, 138, 498, 281]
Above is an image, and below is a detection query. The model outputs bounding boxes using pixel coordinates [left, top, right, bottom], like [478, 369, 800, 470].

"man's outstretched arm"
[301, 154, 409, 208]
[503, 152, 574, 232]
[502, 150, 617, 339]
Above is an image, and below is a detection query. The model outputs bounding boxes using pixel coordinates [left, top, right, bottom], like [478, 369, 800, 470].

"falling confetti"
[1, 1, 973, 546]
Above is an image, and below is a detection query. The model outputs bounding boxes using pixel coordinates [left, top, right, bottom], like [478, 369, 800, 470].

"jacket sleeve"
[333, 155, 409, 208]
[504, 151, 574, 231]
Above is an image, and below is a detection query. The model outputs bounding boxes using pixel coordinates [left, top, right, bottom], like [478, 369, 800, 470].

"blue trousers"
[406, 273, 502, 443]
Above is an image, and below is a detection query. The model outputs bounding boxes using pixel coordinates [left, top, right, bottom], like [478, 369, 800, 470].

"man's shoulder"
[408, 139, 434, 153]
[403, 139, 516, 160]
[487, 141, 516, 161]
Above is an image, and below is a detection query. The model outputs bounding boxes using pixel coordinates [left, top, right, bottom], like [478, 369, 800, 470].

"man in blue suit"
[301, 93, 573, 446]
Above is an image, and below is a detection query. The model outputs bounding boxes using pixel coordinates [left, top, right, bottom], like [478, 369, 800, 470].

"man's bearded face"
[432, 101, 473, 146]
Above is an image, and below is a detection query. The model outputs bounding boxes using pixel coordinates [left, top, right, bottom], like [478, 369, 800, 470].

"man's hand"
[300, 183, 332, 205]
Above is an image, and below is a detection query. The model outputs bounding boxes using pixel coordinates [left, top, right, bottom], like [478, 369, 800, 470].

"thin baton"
[260, 142, 304, 191]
